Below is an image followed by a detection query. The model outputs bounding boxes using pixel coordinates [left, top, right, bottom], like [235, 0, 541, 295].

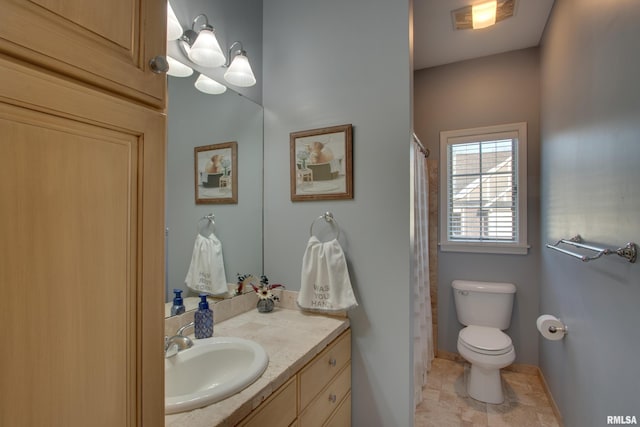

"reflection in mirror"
[167, 0, 263, 105]
[165, 74, 263, 317]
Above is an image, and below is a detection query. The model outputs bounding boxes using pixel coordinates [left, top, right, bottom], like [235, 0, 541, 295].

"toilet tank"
[452, 280, 516, 329]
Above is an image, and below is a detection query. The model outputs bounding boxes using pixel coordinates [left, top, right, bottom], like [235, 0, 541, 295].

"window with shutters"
[439, 122, 529, 254]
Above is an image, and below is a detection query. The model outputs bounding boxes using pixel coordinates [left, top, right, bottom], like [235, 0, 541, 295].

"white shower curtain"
[412, 135, 434, 407]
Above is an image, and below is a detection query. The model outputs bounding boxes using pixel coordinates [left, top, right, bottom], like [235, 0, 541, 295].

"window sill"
[439, 242, 530, 255]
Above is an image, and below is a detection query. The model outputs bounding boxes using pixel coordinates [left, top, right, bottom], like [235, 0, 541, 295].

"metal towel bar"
[546, 235, 637, 263]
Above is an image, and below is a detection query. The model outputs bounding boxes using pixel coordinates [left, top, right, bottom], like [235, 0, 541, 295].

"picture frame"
[290, 124, 353, 201]
[194, 141, 238, 204]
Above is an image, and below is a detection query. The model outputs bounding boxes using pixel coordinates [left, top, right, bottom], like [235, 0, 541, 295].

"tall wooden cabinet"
[0, 0, 166, 107]
[0, 1, 166, 426]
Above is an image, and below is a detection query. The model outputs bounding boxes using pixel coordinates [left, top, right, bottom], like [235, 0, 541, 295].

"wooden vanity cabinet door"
[0, 57, 165, 427]
[0, 0, 166, 107]
[238, 377, 298, 427]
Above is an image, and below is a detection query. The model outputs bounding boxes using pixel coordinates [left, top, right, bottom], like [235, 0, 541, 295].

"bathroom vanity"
[239, 329, 351, 427]
[165, 291, 351, 427]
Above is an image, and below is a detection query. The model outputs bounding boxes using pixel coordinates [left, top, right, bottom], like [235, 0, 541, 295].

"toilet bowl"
[451, 280, 517, 404]
[457, 325, 515, 404]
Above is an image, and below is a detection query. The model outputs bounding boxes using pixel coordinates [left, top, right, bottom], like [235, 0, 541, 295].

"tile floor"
[415, 358, 561, 427]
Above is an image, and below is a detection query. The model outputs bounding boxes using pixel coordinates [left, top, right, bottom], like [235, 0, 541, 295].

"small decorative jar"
[237, 274, 283, 313]
[256, 298, 275, 313]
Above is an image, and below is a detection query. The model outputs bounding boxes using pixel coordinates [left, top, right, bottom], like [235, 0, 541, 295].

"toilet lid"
[459, 325, 513, 354]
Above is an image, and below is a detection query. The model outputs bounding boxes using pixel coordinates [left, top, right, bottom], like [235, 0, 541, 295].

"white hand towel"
[185, 233, 228, 296]
[297, 236, 357, 312]
[329, 158, 341, 174]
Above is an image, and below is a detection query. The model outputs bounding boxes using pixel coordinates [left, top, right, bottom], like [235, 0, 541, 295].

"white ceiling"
[413, 0, 555, 70]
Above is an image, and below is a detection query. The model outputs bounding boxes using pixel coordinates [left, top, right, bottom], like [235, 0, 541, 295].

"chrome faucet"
[164, 322, 195, 358]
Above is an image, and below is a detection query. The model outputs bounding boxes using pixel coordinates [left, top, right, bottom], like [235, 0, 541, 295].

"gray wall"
[262, 0, 413, 425]
[540, 1, 640, 425]
[414, 48, 541, 365]
[166, 75, 263, 301]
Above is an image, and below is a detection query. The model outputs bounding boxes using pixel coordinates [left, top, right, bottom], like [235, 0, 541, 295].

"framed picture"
[290, 124, 353, 201]
[194, 141, 238, 204]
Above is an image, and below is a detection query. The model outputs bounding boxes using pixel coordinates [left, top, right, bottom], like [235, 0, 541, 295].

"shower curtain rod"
[413, 132, 429, 158]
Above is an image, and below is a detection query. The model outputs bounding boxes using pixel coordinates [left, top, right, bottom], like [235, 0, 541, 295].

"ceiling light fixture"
[452, 0, 515, 31]
[472, 1, 497, 29]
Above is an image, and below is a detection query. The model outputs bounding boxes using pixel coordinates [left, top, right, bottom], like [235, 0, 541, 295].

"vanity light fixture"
[223, 42, 257, 88]
[175, 13, 258, 89]
[452, 0, 515, 31]
[167, 1, 183, 41]
[167, 55, 193, 77]
[194, 73, 227, 95]
[180, 14, 226, 68]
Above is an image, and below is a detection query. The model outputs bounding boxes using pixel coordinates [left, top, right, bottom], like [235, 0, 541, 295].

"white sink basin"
[165, 336, 269, 414]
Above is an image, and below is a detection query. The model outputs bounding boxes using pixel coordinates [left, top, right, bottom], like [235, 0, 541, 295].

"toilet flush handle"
[458, 290, 469, 296]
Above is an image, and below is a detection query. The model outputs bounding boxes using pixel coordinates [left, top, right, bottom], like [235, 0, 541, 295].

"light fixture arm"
[191, 14, 213, 32]
[224, 41, 245, 68]
[180, 14, 214, 48]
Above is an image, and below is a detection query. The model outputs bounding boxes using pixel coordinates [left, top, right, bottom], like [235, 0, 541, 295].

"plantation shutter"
[446, 133, 518, 243]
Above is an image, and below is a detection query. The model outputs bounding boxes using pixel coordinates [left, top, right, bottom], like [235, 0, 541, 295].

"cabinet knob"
[328, 393, 337, 403]
[328, 357, 337, 367]
[149, 56, 169, 74]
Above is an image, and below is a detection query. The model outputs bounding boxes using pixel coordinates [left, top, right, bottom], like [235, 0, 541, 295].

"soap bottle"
[194, 294, 213, 339]
[170, 289, 185, 316]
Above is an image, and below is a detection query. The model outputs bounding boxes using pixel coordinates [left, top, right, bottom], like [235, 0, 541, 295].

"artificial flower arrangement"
[236, 274, 285, 311]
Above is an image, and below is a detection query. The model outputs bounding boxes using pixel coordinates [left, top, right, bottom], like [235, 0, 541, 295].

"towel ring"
[309, 212, 340, 240]
[197, 213, 215, 236]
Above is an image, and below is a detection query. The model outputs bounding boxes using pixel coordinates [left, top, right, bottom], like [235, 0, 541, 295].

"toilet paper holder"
[547, 323, 567, 335]
[537, 315, 568, 341]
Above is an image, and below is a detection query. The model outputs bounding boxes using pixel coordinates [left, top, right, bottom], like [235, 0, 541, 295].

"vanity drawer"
[325, 391, 351, 427]
[299, 329, 351, 410]
[299, 364, 351, 427]
[239, 376, 297, 427]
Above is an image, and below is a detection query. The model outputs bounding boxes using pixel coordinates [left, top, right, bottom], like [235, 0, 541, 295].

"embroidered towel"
[185, 233, 228, 296]
[297, 236, 357, 312]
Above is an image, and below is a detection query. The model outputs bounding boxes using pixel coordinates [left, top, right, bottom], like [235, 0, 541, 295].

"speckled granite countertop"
[164, 291, 350, 427]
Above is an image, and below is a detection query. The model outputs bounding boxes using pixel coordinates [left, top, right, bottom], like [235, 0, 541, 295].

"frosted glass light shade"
[224, 53, 256, 87]
[167, 56, 193, 77]
[167, 2, 183, 41]
[188, 29, 225, 67]
[194, 74, 227, 94]
[472, 1, 497, 29]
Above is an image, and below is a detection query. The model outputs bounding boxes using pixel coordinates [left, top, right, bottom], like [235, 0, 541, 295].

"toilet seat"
[458, 325, 513, 355]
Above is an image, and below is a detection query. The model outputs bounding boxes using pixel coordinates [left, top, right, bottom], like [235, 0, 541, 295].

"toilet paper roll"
[537, 314, 566, 341]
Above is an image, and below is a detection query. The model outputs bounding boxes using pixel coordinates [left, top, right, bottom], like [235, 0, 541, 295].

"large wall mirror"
[165, 0, 263, 316]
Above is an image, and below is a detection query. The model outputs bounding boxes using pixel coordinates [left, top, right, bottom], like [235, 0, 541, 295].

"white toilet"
[452, 280, 516, 404]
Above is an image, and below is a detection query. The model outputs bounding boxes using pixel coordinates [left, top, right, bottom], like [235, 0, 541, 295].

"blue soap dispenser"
[170, 289, 185, 316]
[194, 294, 213, 339]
